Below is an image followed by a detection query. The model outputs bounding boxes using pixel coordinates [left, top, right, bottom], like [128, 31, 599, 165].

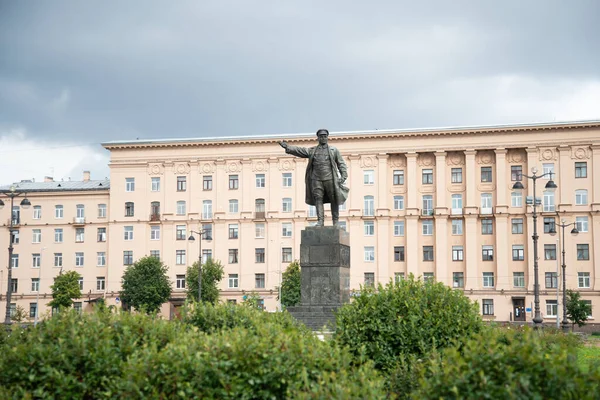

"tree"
[566, 289, 592, 330]
[121, 256, 172, 314]
[11, 305, 28, 323]
[279, 260, 301, 308]
[186, 258, 224, 304]
[48, 271, 82, 310]
[243, 291, 263, 309]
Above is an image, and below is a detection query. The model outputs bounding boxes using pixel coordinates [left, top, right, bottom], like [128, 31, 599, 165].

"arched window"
[364, 196, 374, 216]
[150, 202, 160, 221]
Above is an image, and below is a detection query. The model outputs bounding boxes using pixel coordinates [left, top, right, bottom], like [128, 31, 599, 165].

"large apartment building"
[2, 120, 600, 322]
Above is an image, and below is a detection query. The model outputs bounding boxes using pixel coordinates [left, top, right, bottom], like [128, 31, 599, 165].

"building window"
[124, 226, 134, 241]
[543, 191, 555, 212]
[482, 246, 494, 261]
[583, 300, 593, 317]
[10, 229, 19, 245]
[255, 198, 265, 216]
[96, 277, 106, 291]
[482, 299, 494, 315]
[452, 246, 464, 261]
[125, 177, 135, 192]
[393, 170, 404, 185]
[202, 249, 212, 263]
[364, 272, 375, 287]
[77, 204, 85, 220]
[282, 197, 292, 212]
[483, 272, 494, 287]
[255, 248, 265, 263]
[393, 221, 405, 236]
[176, 250, 186, 265]
[481, 219, 493, 235]
[54, 228, 63, 243]
[575, 162, 587, 178]
[151, 177, 160, 192]
[200, 224, 212, 240]
[55, 205, 63, 219]
[394, 272, 405, 283]
[228, 224, 238, 239]
[282, 222, 292, 237]
[32, 229, 41, 243]
[33, 206, 42, 219]
[228, 249, 239, 264]
[176, 176, 186, 192]
[422, 169, 433, 184]
[481, 166, 493, 182]
[11, 254, 19, 268]
[228, 274, 239, 288]
[282, 247, 292, 263]
[338, 221, 347, 231]
[577, 244, 590, 260]
[29, 303, 37, 318]
[125, 202, 134, 217]
[578, 272, 591, 288]
[422, 195, 433, 216]
[393, 195, 404, 210]
[451, 194, 463, 213]
[513, 272, 525, 287]
[423, 273, 434, 283]
[511, 165, 522, 181]
[364, 246, 375, 262]
[203, 175, 213, 191]
[545, 272, 558, 289]
[73, 302, 83, 313]
[576, 216, 589, 233]
[229, 174, 239, 189]
[544, 244, 556, 260]
[481, 193, 493, 214]
[255, 174, 265, 188]
[97, 228, 107, 242]
[512, 245, 525, 261]
[98, 204, 107, 218]
[422, 220, 433, 235]
[32, 253, 40, 268]
[251, 223, 264, 239]
[176, 225, 187, 240]
[543, 217, 556, 234]
[394, 246, 405, 262]
[123, 251, 133, 265]
[364, 196, 375, 216]
[308, 205, 317, 217]
[423, 246, 434, 261]
[282, 172, 292, 187]
[512, 218, 524, 234]
[453, 272, 464, 288]
[150, 250, 160, 260]
[255, 273, 265, 289]
[176, 275, 186, 289]
[175, 201, 185, 215]
[363, 170, 374, 185]
[543, 163, 555, 177]
[511, 192, 522, 207]
[54, 253, 62, 267]
[451, 168, 462, 183]
[452, 219, 463, 235]
[96, 252, 106, 267]
[151, 225, 160, 240]
[546, 300, 558, 317]
[364, 221, 375, 236]
[575, 189, 588, 205]
[10, 279, 18, 293]
[202, 200, 213, 219]
[229, 199, 239, 213]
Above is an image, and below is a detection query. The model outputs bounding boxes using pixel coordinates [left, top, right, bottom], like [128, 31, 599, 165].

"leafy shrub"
[414, 327, 600, 399]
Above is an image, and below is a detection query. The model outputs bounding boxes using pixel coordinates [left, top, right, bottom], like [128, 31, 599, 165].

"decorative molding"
[359, 156, 377, 168]
[446, 151, 465, 166]
[507, 149, 527, 164]
[477, 183, 497, 191]
[278, 159, 296, 171]
[476, 150, 495, 165]
[200, 162, 215, 174]
[417, 153, 436, 167]
[388, 154, 406, 168]
[252, 160, 268, 172]
[225, 162, 242, 173]
[571, 146, 591, 160]
[447, 186, 466, 193]
[173, 162, 190, 175]
[536, 147, 557, 162]
[147, 163, 164, 175]
[417, 186, 436, 194]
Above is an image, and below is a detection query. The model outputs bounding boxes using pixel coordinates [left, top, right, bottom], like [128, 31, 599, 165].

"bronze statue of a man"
[279, 129, 349, 226]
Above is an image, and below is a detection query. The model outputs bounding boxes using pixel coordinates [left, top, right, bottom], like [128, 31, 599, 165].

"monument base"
[287, 226, 350, 331]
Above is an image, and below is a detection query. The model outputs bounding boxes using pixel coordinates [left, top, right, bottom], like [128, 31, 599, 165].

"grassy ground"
[578, 336, 600, 372]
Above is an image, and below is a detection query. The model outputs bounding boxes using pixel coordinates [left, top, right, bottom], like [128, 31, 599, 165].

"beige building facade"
[2, 120, 600, 323]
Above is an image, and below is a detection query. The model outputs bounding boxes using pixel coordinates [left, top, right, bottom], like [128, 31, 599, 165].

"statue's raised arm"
[278, 129, 349, 227]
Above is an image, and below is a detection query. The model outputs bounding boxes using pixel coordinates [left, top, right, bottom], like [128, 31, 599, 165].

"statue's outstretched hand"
[278, 140, 288, 149]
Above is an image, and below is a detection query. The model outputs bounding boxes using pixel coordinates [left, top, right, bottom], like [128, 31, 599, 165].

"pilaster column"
[267, 158, 279, 216]
[464, 215, 478, 289]
[495, 149, 508, 209]
[377, 153, 389, 212]
[591, 145, 600, 209]
[406, 153, 418, 210]
[405, 215, 419, 277]
[525, 148, 539, 292]
[591, 214, 600, 290]
[241, 159, 252, 214]
[558, 146, 572, 208]
[348, 155, 361, 211]
[377, 217, 390, 283]
[214, 160, 226, 215]
[465, 150, 477, 210]
[434, 215, 449, 285]
[495, 214, 509, 290]
[294, 158, 306, 214]
[435, 151, 447, 211]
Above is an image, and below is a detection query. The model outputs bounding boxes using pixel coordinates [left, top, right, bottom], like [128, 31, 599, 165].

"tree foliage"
[242, 291, 263, 309]
[11, 305, 28, 323]
[279, 260, 301, 308]
[566, 289, 592, 329]
[48, 270, 82, 309]
[186, 259, 224, 304]
[120, 256, 172, 314]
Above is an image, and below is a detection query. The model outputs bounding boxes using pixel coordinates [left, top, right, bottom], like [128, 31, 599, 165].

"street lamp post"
[0, 185, 32, 325]
[550, 218, 579, 332]
[188, 229, 209, 302]
[512, 168, 557, 329]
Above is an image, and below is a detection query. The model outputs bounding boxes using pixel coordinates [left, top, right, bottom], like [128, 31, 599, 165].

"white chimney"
[44, 176, 54, 182]
[83, 171, 91, 182]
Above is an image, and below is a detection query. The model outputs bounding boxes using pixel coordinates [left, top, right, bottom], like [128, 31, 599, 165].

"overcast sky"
[1, 0, 599, 185]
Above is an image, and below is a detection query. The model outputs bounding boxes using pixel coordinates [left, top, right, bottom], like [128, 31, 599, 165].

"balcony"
[421, 209, 434, 216]
[73, 217, 86, 226]
[451, 208, 463, 216]
[149, 213, 161, 223]
[254, 211, 265, 220]
[6, 218, 20, 227]
[202, 213, 213, 220]
[480, 207, 493, 215]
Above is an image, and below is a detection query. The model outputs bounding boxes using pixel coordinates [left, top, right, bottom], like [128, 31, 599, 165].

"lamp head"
[512, 181, 525, 191]
[20, 197, 31, 209]
[549, 227, 557, 236]
[544, 179, 557, 192]
[188, 235, 195, 241]
[571, 227, 579, 236]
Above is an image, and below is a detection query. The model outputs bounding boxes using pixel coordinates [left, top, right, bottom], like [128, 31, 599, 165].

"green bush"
[414, 327, 600, 399]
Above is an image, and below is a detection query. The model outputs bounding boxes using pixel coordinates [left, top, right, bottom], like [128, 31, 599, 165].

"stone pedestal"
[287, 226, 350, 331]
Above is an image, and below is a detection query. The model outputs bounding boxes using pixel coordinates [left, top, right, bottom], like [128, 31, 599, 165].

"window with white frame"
[31, 278, 40, 292]
[452, 219, 463, 235]
[544, 244, 556, 260]
[452, 246, 464, 261]
[229, 174, 239, 190]
[483, 272, 494, 287]
[203, 175, 213, 191]
[422, 169, 433, 184]
[151, 225, 160, 240]
[482, 299, 494, 315]
[256, 173, 265, 188]
[512, 218, 524, 234]
[228, 224, 238, 239]
[482, 245, 494, 261]
[364, 221, 375, 236]
[282, 247, 292, 262]
[97, 252, 106, 267]
[176, 176, 186, 192]
[255, 273, 265, 288]
[255, 248, 265, 263]
[512, 245, 525, 261]
[482, 217, 493, 234]
[255, 223, 265, 238]
[123, 251, 133, 265]
[543, 190, 555, 212]
[54, 228, 63, 243]
[422, 220, 433, 235]
[176, 201, 186, 215]
[282, 222, 292, 237]
[575, 162, 587, 178]
[32, 254, 40, 268]
[575, 189, 588, 205]
[125, 178, 135, 192]
[481, 193, 493, 213]
[176, 250, 186, 265]
[202, 249, 212, 263]
[97, 228, 106, 242]
[96, 277, 106, 291]
[513, 272, 525, 287]
[55, 205, 63, 219]
[228, 274, 239, 288]
[364, 196, 375, 216]
[202, 200, 212, 219]
[124, 226, 133, 241]
[363, 170, 374, 185]
[393, 170, 404, 185]
[176, 275, 186, 289]
[98, 204, 107, 218]
[75, 228, 85, 243]
[577, 244, 590, 260]
[511, 165, 523, 181]
[546, 300, 558, 317]
[282, 197, 292, 212]
[395, 272, 405, 283]
[150, 250, 160, 260]
[545, 272, 558, 288]
[151, 177, 160, 192]
[177, 225, 187, 240]
[578, 272, 591, 288]
[364, 272, 375, 287]
[364, 246, 375, 262]
[393, 195, 404, 210]
[451, 168, 462, 183]
[229, 199, 239, 213]
[453, 272, 464, 288]
[229, 249, 239, 263]
[54, 253, 62, 267]
[10, 254, 18, 268]
[422, 195, 433, 216]
[393, 221, 405, 236]
[576, 216, 589, 233]
[543, 163, 554, 177]
[33, 206, 41, 219]
[75, 252, 84, 267]
[511, 191, 522, 207]
[451, 194, 462, 213]
[202, 224, 212, 240]
[124, 202, 134, 217]
[32, 229, 41, 243]
[282, 173, 292, 187]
